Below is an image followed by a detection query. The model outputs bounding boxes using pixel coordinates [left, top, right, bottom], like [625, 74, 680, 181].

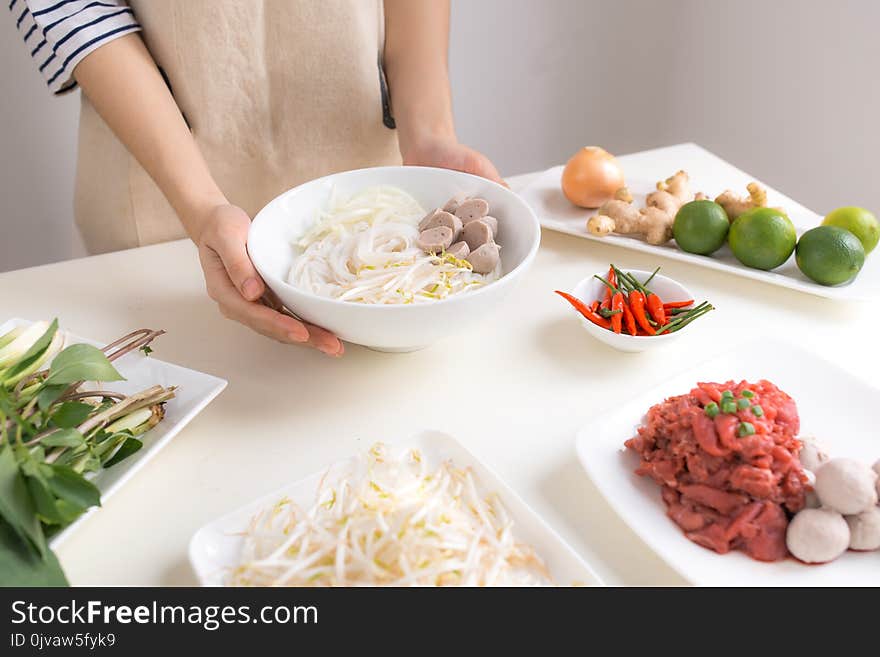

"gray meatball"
[845, 507, 880, 551]
[419, 210, 462, 242]
[798, 438, 829, 473]
[417, 226, 454, 254]
[445, 241, 470, 259]
[814, 458, 878, 515]
[461, 220, 494, 250]
[454, 198, 490, 222]
[466, 242, 501, 275]
[786, 508, 850, 563]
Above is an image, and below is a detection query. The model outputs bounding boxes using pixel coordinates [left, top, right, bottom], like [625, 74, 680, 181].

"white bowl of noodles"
[247, 166, 541, 352]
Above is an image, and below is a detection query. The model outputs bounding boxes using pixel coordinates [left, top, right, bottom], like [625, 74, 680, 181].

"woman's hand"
[402, 135, 506, 186]
[195, 204, 344, 356]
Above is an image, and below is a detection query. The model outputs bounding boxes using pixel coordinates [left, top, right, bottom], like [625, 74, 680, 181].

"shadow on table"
[537, 450, 685, 586]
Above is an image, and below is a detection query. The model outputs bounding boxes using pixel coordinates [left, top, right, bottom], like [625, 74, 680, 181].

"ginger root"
[587, 171, 697, 245]
[714, 182, 767, 222]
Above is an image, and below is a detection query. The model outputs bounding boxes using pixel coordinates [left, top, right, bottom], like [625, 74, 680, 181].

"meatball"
[846, 507, 880, 551]
[814, 458, 878, 515]
[786, 508, 850, 563]
[798, 438, 829, 473]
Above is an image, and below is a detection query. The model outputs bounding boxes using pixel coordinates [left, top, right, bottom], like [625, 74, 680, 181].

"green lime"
[728, 207, 797, 270]
[822, 206, 879, 255]
[796, 226, 865, 286]
[673, 200, 730, 255]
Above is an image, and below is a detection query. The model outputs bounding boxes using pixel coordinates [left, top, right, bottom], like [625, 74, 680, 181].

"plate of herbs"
[0, 318, 226, 585]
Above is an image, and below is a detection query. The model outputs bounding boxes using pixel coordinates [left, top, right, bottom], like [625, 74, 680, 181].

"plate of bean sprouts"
[189, 430, 600, 587]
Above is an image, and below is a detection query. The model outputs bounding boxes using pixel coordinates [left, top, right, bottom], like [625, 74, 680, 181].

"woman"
[11, 0, 503, 356]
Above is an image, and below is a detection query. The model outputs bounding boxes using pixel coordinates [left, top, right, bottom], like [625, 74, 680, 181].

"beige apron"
[74, 0, 401, 253]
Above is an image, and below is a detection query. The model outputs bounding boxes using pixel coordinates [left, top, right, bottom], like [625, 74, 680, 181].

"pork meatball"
[814, 458, 878, 515]
[798, 438, 829, 473]
[786, 508, 850, 563]
[845, 507, 880, 551]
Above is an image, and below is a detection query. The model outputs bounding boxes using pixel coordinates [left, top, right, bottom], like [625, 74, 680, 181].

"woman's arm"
[384, 0, 504, 184]
[73, 34, 342, 356]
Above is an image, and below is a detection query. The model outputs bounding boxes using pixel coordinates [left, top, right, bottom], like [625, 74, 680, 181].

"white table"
[1, 170, 876, 586]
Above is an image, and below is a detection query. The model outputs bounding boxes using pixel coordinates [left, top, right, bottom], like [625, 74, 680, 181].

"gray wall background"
[2, 0, 878, 272]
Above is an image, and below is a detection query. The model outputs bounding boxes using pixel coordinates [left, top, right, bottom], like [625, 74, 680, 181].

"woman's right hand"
[194, 204, 344, 356]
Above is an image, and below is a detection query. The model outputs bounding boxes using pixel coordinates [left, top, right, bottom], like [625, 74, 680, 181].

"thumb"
[208, 213, 266, 302]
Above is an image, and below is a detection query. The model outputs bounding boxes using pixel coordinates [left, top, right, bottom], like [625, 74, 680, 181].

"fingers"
[200, 245, 343, 356]
[302, 322, 344, 357]
[201, 246, 309, 342]
[462, 148, 507, 187]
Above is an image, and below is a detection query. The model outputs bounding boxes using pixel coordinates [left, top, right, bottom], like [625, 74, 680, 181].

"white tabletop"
[2, 169, 876, 586]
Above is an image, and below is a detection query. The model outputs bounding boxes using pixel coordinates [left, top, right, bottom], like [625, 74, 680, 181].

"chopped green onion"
[721, 390, 734, 401]
[704, 402, 719, 418]
[737, 398, 750, 410]
[737, 422, 756, 437]
[752, 405, 764, 417]
[741, 390, 754, 398]
[721, 400, 737, 414]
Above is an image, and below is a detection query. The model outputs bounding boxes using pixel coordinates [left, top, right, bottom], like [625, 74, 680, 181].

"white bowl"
[569, 269, 697, 353]
[247, 166, 541, 352]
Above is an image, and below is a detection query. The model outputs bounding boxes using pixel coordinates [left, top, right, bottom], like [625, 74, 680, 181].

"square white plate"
[575, 339, 880, 586]
[189, 430, 602, 587]
[519, 143, 879, 301]
[0, 318, 227, 549]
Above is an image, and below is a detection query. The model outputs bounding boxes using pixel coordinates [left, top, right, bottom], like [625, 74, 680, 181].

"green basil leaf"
[50, 402, 93, 429]
[41, 428, 86, 448]
[37, 384, 68, 412]
[46, 464, 101, 510]
[27, 475, 66, 526]
[0, 444, 46, 559]
[103, 437, 143, 469]
[0, 520, 68, 586]
[46, 344, 124, 385]
[1, 319, 57, 382]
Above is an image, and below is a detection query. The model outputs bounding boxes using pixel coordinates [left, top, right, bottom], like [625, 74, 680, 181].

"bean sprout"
[288, 186, 499, 304]
[228, 443, 553, 586]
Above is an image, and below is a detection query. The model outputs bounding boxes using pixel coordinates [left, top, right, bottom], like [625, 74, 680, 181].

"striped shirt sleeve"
[9, 0, 141, 95]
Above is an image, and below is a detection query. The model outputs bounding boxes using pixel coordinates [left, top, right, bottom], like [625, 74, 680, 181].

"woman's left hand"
[402, 136, 506, 186]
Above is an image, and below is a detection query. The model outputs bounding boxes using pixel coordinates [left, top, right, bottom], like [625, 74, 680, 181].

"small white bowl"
[569, 269, 697, 353]
[247, 166, 541, 352]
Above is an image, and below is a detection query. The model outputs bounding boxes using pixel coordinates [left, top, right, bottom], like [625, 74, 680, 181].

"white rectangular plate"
[190, 430, 602, 587]
[0, 318, 227, 549]
[575, 339, 880, 586]
[519, 143, 878, 300]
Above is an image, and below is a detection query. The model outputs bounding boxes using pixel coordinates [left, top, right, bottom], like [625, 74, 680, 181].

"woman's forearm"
[72, 33, 225, 240]
[383, 0, 455, 156]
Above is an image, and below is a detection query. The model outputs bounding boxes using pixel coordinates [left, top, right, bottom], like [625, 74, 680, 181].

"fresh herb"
[139, 345, 153, 356]
[0, 321, 173, 586]
[737, 422, 756, 437]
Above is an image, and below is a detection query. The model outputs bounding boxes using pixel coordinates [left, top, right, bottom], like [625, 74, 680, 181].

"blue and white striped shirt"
[9, 0, 141, 95]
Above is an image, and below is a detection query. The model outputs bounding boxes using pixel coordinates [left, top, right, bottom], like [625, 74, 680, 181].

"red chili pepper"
[663, 299, 695, 309]
[646, 293, 667, 325]
[629, 290, 656, 335]
[589, 300, 600, 313]
[621, 300, 637, 336]
[555, 291, 612, 329]
[604, 267, 617, 305]
[610, 291, 624, 334]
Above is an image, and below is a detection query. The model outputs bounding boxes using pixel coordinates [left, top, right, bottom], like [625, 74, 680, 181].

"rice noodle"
[288, 186, 499, 304]
[228, 443, 553, 587]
